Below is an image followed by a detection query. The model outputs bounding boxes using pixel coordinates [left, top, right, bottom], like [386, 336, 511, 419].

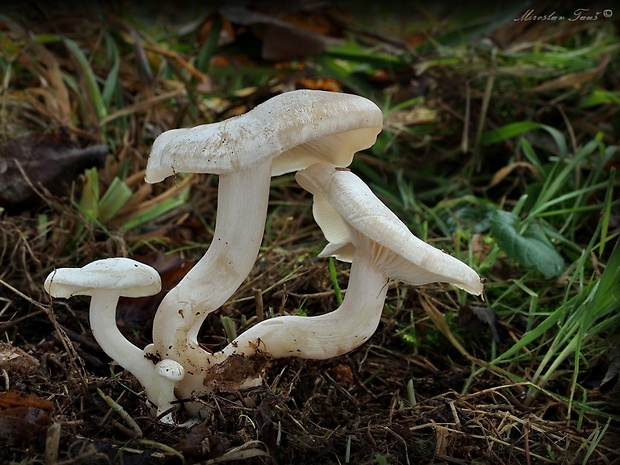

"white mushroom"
[43, 258, 182, 422]
[153, 359, 185, 423]
[146, 90, 383, 380]
[213, 163, 484, 361]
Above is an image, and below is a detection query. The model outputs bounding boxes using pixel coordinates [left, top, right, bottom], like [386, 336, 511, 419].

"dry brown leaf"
[533, 69, 600, 92]
[0, 132, 108, 211]
[0, 342, 40, 375]
[487, 161, 539, 189]
[0, 391, 54, 446]
[0, 391, 53, 413]
[386, 107, 438, 129]
[219, 4, 342, 61]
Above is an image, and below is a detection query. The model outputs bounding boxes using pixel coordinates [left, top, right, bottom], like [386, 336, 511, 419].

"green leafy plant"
[77, 167, 191, 233]
[485, 124, 617, 277]
[470, 128, 619, 411]
[490, 208, 565, 278]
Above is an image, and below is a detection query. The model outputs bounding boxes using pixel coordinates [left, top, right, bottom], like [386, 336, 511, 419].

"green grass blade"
[328, 257, 343, 306]
[119, 187, 191, 232]
[196, 15, 222, 72]
[598, 168, 616, 256]
[63, 37, 107, 121]
[98, 177, 133, 223]
[79, 167, 100, 221]
[101, 33, 121, 109]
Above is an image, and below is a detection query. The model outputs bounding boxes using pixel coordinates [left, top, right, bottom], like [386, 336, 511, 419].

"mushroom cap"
[145, 89, 383, 182]
[44, 257, 162, 298]
[295, 164, 484, 296]
[155, 359, 185, 382]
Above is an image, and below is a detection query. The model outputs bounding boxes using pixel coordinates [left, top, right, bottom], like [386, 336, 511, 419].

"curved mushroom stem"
[220, 248, 388, 360]
[152, 163, 272, 371]
[170, 248, 388, 417]
[88, 290, 177, 417]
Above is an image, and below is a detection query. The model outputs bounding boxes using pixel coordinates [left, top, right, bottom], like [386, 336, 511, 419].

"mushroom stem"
[152, 163, 272, 368]
[219, 248, 388, 360]
[171, 249, 388, 415]
[88, 290, 167, 410]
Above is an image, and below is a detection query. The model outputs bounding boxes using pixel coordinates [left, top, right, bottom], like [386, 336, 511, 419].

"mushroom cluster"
[44, 89, 484, 424]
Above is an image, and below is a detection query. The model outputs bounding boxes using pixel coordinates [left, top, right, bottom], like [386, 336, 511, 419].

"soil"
[1, 214, 619, 463]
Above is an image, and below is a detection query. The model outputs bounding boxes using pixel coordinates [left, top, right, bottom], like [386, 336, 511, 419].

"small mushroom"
[214, 163, 484, 361]
[43, 258, 182, 422]
[146, 90, 383, 378]
[153, 359, 185, 423]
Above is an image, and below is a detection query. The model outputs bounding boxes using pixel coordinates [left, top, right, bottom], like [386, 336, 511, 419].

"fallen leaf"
[261, 22, 340, 61]
[386, 107, 438, 128]
[219, 4, 342, 60]
[533, 69, 600, 92]
[0, 342, 41, 375]
[0, 391, 53, 446]
[0, 131, 108, 212]
[487, 161, 539, 189]
[0, 391, 54, 412]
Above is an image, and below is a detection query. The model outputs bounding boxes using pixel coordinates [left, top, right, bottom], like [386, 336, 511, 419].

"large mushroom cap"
[295, 163, 484, 296]
[44, 257, 162, 298]
[145, 89, 383, 182]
